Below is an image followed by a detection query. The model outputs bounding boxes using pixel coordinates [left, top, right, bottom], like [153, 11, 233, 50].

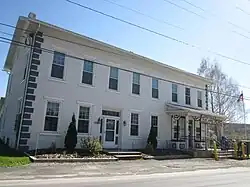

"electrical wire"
[0, 35, 249, 101]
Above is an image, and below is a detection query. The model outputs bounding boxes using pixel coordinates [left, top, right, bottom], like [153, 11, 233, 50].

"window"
[82, 60, 93, 85]
[172, 84, 178, 102]
[78, 106, 90, 133]
[185, 88, 191, 105]
[151, 115, 158, 137]
[130, 113, 139, 136]
[152, 78, 159, 99]
[194, 120, 201, 141]
[44, 102, 59, 131]
[171, 117, 185, 141]
[109, 67, 118, 90]
[102, 110, 120, 117]
[197, 90, 202, 107]
[51, 52, 65, 79]
[132, 72, 140, 95]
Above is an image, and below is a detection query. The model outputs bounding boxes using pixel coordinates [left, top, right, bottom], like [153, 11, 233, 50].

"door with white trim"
[102, 117, 119, 149]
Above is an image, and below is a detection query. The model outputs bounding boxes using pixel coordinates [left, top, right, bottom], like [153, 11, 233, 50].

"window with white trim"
[151, 115, 158, 137]
[51, 51, 65, 79]
[82, 60, 93, 85]
[197, 90, 202, 108]
[132, 72, 140, 95]
[152, 78, 159, 99]
[109, 67, 118, 90]
[130, 113, 139, 136]
[78, 106, 90, 133]
[172, 84, 178, 102]
[185, 87, 191, 105]
[44, 101, 60, 131]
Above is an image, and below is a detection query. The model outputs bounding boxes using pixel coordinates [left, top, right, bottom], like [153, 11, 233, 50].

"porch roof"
[165, 103, 226, 121]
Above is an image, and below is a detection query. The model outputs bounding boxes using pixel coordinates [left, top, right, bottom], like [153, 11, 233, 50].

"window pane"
[79, 106, 89, 119]
[110, 67, 118, 79]
[53, 52, 65, 66]
[82, 71, 93, 85]
[172, 93, 178, 102]
[130, 125, 138, 136]
[186, 96, 190, 105]
[84, 60, 93, 72]
[132, 84, 140, 95]
[151, 116, 158, 127]
[185, 88, 190, 96]
[109, 78, 118, 90]
[51, 64, 64, 79]
[131, 113, 139, 124]
[46, 102, 59, 116]
[78, 120, 89, 133]
[152, 88, 159, 99]
[152, 78, 158, 89]
[106, 119, 115, 130]
[102, 110, 120, 117]
[197, 91, 202, 99]
[133, 73, 140, 84]
[44, 116, 58, 131]
[152, 126, 158, 137]
[105, 131, 114, 141]
[172, 84, 177, 93]
[198, 99, 202, 107]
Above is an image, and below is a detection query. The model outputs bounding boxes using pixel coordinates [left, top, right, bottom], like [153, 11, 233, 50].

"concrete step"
[104, 150, 142, 156]
[114, 154, 142, 160]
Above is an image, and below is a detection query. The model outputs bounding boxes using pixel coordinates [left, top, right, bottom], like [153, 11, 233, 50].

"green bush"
[80, 137, 102, 156]
[64, 114, 78, 153]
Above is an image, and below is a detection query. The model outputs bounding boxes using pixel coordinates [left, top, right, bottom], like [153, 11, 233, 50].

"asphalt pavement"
[1, 167, 250, 187]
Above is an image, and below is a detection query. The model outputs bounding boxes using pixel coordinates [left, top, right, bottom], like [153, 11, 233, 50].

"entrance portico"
[165, 103, 226, 150]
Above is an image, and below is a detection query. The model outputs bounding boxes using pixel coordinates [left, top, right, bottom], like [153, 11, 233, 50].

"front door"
[103, 117, 119, 149]
[188, 120, 193, 149]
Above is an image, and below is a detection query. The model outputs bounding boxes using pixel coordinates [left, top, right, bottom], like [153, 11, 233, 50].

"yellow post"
[233, 141, 238, 159]
[241, 142, 246, 159]
[213, 141, 218, 161]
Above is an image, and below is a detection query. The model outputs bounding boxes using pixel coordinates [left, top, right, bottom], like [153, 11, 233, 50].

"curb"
[143, 155, 193, 160]
[25, 152, 118, 163]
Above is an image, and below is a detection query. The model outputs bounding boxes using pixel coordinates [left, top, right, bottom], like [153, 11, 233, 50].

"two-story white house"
[0, 13, 225, 151]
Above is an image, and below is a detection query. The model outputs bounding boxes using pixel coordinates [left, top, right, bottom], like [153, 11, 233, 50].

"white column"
[185, 115, 189, 149]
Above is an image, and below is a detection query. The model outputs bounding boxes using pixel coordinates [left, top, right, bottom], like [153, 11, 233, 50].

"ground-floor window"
[78, 106, 90, 133]
[171, 116, 185, 141]
[194, 120, 201, 141]
[151, 115, 158, 137]
[130, 113, 139, 136]
[44, 101, 60, 131]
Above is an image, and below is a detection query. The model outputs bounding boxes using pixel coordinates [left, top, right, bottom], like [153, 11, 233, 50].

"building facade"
[0, 13, 225, 151]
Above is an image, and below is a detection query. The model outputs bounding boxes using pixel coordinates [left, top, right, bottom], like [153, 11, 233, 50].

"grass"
[0, 139, 30, 167]
[0, 156, 30, 167]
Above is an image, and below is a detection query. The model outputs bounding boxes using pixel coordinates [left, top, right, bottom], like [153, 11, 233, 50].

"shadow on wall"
[0, 138, 25, 157]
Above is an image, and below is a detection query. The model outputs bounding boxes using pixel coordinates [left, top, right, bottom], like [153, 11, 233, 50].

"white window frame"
[81, 60, 94, 86]
[130, 113, 139, 136]
[132, 72, 140, 95]
[172, 84, 178, 102]
[109, 67, 119, 91]
[197, 90, 203, 108]
[42, 97, 63, 133]
[77, 106, 90, 134]
[152, 78, 159, 99]
[150, 115, 158, 137]
[50, 51, 66, 80]
[185, 87, 191, 105]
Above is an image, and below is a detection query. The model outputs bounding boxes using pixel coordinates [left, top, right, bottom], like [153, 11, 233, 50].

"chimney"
[28, 12, 36, 19]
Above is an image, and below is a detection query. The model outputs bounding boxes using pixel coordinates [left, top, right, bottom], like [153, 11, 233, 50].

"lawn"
[0, 139, 30, 167]
[0, 156, 30, 167]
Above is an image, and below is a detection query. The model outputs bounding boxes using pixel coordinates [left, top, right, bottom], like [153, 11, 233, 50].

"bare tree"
[197, 58, 245, 123]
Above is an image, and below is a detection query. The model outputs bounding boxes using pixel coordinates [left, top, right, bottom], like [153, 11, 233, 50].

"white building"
[0, 13, 225, 151]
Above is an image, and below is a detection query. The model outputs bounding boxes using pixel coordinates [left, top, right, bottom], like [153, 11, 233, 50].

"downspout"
[16, 21, 40, 149]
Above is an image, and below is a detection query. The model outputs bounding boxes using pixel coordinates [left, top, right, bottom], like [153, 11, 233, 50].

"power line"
[179, 0, 206, 12]
[65, 0, 250, 67]
[236, 6, 250, 16]
[99, 0, 184, 30]
[162, 0, 206, 19]
[0, 35, 249, 101]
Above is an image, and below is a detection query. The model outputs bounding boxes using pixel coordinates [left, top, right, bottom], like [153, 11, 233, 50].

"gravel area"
[0, 158, 250, 180]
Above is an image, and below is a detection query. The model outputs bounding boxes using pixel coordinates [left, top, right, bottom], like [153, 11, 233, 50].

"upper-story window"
[152, 78, 159, 99]
[172, 84, 178, 102]
[132, 72, 140, 95]
[109, 67, 119, 90]
[185, 87, 191, 105]
[82, 60, 94, 85]
[197, 90, 202, 108]
[51, 51, 65, 79]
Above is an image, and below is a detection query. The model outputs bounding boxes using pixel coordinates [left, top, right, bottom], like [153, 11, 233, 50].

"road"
[1, 167, 250, 187]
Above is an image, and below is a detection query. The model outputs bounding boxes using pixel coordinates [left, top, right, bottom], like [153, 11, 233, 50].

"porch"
[165, 103, 226, 151]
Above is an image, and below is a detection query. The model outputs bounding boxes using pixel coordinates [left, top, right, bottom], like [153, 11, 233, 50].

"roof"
[165, 103, 226, 120]
[4, 14, 212, 84]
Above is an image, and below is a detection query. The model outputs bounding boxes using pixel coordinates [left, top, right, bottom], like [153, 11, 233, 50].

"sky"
[1, 0, 250, 122]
